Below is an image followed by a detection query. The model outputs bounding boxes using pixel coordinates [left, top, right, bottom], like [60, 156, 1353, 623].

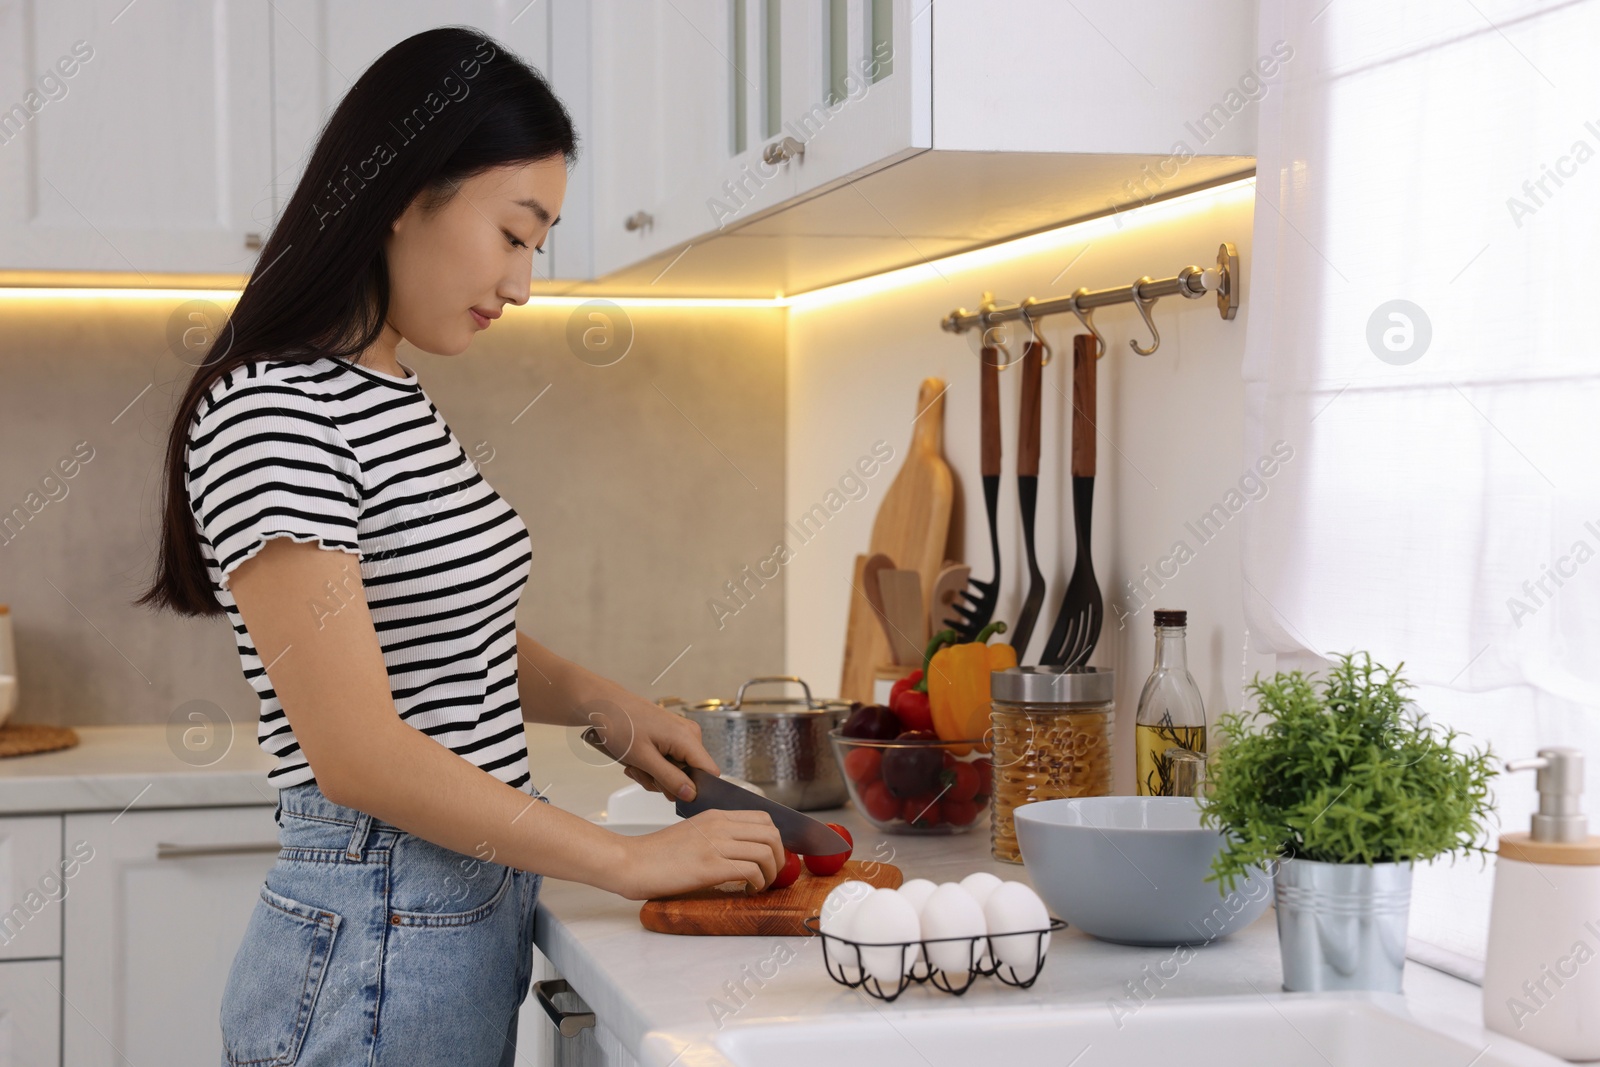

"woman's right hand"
[609, 809, 785, 901]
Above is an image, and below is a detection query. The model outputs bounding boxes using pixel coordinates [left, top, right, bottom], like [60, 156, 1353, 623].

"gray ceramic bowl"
[1015, 796, 1271, 947]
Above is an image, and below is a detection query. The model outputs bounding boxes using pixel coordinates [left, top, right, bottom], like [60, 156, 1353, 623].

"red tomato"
[902, 794, 943, 828]
[860, 780, 901, 823]
[768, 848, 801, 891]
[843, 746, 882, 785]
[972, 757, 993, 798]
[941, 797, 983, 827]
[941, 761, 981, 803]
[803, 823, 854, 876]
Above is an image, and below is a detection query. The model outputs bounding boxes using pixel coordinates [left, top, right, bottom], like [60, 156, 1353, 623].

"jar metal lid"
[991, 665, 1115, 705]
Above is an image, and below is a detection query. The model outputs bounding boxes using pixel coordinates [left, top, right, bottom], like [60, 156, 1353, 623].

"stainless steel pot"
[660, 676, 853, 811]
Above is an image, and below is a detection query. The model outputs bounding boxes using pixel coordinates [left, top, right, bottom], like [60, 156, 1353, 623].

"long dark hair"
[138, 27, 577, 617]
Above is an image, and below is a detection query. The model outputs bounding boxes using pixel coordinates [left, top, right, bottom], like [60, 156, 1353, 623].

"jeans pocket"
[220, 883, 342, 1066]
[388, 862, 516, 928]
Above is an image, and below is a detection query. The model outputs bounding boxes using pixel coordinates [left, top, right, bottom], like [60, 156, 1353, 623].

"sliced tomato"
[803, 823, 854, 876]
[860, 779, 901, 823]
[768, 848, 802, 891]
[842, 746, 882, 785]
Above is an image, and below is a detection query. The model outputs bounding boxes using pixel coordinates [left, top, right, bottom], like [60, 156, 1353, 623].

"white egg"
[819, 879, 874, 939]
[959, 870, 1003, 907]
[852, 888, 922, 984]
[983, 881, 1051, 980]
[919, 882, 987, 975]
[897, 878, 938, 914]
[894, 879, 938, 966]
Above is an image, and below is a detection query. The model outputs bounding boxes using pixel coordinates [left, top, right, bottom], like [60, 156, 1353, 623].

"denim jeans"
[218, 780, 550, 1066]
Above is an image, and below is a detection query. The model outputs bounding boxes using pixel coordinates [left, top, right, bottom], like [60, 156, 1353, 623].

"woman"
[137, 28, 783, 1067]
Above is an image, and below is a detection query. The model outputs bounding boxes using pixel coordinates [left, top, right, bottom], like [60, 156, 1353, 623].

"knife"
[581, 726, 850, 855]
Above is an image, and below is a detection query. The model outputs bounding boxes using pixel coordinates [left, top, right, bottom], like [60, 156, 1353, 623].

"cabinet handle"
[156, 841, 280, 860]
[244, 233, 263, 250]
[761, 136, 805, 165]
[532, 978, 596, 1037]
[623, 211, 654, 232]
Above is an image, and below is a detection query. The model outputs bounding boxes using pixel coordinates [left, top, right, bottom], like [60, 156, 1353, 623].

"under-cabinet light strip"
[0, 176, 1257, 306]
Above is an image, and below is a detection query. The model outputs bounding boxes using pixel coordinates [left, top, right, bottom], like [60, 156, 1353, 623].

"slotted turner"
[950, 344, 1003, 641]
[1011, 338, 1047, 659]
[1039, 334, 1103, 667]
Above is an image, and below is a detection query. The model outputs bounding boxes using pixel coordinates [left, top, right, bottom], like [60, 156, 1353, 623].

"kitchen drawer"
[0, 959, 62, 1067]
[63, 804, 279, 1067]
[0, 815, 65, 962]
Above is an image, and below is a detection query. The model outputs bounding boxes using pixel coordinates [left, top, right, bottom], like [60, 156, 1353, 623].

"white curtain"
[1242, 0, 1600, 963]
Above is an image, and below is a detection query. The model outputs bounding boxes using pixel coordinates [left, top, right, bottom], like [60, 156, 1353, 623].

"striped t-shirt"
[184, 355, 537, 794]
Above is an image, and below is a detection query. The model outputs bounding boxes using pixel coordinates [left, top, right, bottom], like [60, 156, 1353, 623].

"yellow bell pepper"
[919, 622, 1018, 756]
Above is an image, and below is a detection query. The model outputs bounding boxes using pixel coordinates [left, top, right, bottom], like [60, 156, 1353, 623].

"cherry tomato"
[902, 794, 943, 828]
[843, 746, 882, 785]
[972, 757, 993, 798]
[803, 823, 854, 876]
[768, 848, 801, 891]
[860, 779, 901, 823]
[941, 761, 981, 803]
[941, 797, 983, 827]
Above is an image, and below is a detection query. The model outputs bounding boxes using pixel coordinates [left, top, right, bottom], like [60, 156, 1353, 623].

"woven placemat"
[0, 724, 79, 758]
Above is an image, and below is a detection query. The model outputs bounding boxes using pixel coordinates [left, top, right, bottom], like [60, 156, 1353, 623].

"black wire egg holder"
[801, 915, 1068, 1003]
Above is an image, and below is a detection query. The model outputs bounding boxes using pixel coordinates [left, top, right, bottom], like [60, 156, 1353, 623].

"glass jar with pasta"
[988, 666, 1115, 863]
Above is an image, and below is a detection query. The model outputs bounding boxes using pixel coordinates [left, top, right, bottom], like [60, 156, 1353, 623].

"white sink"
[644, 994, 1565, 1067]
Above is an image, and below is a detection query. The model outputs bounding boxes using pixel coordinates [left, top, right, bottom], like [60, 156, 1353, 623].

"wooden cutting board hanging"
[639, 861, 903, 936]
[839, 378, 954, 703]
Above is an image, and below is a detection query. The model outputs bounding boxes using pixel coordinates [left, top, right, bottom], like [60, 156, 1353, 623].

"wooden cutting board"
[840, 377, 954, 702]
[638, 862, 903, 936]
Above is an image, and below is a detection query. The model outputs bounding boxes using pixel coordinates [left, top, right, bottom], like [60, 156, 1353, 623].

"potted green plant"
[1199, 652, 1497, 992]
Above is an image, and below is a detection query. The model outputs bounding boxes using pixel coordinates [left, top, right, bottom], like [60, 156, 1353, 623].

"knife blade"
[581, 727, 850, 855]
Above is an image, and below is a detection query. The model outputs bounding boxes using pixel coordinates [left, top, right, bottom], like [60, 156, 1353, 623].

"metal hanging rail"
[940, 243, 1239, 357]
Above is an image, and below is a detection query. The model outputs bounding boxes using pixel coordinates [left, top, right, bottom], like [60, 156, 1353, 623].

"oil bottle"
[1134, 609, 1206, 796]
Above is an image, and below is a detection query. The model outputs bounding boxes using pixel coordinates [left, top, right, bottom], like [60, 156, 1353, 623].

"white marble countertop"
[523, 731, 1499, 1066]
[0, 723, 279, 814]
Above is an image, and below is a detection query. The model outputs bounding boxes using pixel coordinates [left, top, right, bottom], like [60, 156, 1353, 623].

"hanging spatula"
[949, 345, 1003, 641]
[1011, 337, 1048, 660]
[1039, 334, 1103, 668]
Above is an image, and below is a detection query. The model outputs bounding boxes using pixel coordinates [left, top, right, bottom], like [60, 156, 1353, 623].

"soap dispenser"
[1483, 747, 1600, 1060]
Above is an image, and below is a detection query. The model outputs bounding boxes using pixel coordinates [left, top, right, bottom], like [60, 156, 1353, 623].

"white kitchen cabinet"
[0, 816, 65, 962]
[0, 0, 273, 275]
[268, 0, 554, 268]
[62, 805, 280, 1067]
[560, 0, 1259, 295]
[0, 960, 62, 1067]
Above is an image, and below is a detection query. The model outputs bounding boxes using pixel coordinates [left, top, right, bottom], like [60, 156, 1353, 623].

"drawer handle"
[623, 210, 654, 232]
[533, 978, 596, 1037]
[155, 842, 281, 860]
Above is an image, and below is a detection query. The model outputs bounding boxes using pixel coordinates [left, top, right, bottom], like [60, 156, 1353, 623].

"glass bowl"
[828, 728, 993, 835]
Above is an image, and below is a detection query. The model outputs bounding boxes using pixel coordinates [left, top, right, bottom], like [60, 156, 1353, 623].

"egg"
[897, 878, 938, 914]
[895, 879, 938, 966]
[959, 870, 1002, 907]
[851, 888, 922, 983]
[919, 882, 987, 975]
[819, 879, 874, 939]
[983, 881, 1051, 980]
[957, 872, 1003, 966]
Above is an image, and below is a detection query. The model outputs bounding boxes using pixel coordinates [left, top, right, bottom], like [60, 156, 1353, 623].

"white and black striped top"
[184, 356, 535, 793]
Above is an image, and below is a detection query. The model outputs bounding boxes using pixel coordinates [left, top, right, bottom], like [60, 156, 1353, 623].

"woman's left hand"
[578, 688, 719, 802]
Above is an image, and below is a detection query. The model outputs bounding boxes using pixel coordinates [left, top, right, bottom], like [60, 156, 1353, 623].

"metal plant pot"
[1274, 858, 1413, 992]
[660, 676, 852, 811]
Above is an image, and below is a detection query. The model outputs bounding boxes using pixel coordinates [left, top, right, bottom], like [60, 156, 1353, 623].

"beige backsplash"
[0, 296, 787, 733]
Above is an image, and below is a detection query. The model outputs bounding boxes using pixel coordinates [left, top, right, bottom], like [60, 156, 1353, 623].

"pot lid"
[662, 675, 852, 716]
